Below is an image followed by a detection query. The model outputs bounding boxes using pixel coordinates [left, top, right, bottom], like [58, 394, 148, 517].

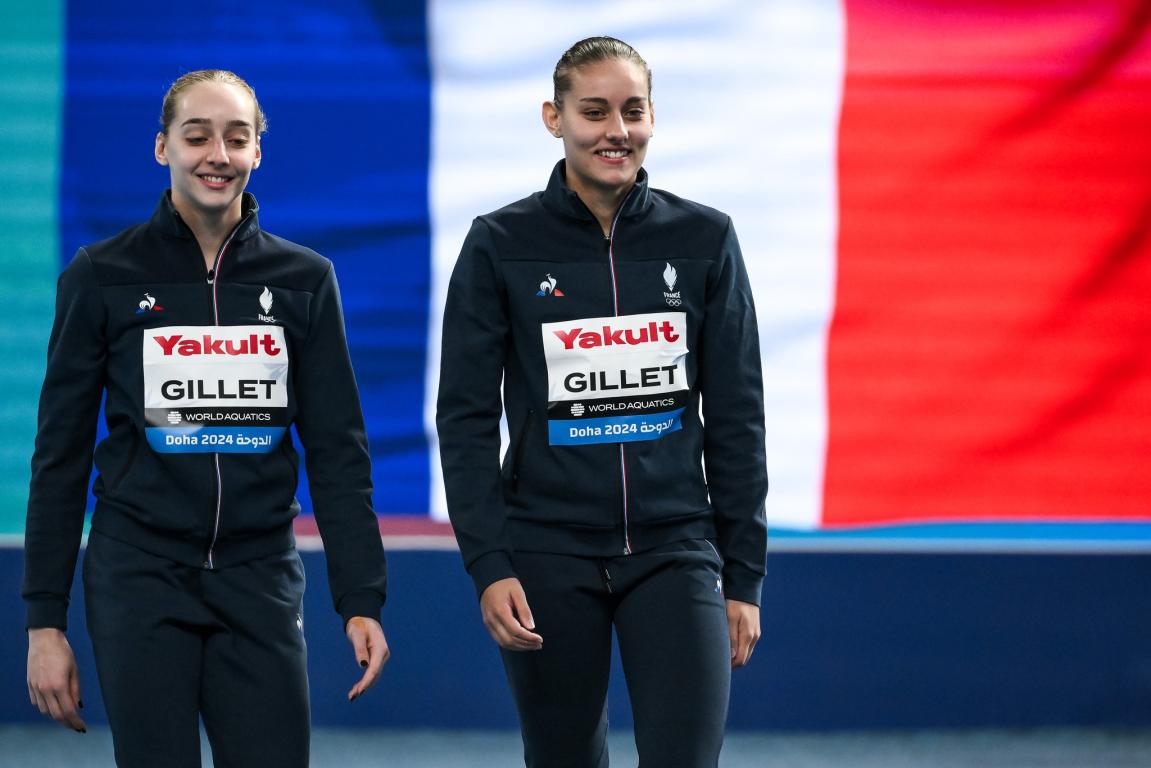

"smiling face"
[543, 57, 653, 208]
[155, 80, 261, 227]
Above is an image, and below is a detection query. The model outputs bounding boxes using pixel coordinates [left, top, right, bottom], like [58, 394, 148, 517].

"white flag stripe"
[427, 2, 844, 528]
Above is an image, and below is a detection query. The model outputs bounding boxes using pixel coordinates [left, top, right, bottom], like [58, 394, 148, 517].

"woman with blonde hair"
[25, 69, 389, 767]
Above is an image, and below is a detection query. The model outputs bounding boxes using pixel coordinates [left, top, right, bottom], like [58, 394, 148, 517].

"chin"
[599, 170, 637, 187]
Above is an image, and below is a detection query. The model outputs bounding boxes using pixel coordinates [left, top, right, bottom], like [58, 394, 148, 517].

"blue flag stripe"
[61, 0, 431, 515]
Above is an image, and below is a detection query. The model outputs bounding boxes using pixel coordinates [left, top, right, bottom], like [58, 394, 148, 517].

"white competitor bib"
[542, 312, 689, 446]
[143, 326, 289, 453]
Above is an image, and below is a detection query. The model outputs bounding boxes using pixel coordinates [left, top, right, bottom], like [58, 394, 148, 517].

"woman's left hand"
[725, 600, 761, 668]
[345, 617, 390, 700]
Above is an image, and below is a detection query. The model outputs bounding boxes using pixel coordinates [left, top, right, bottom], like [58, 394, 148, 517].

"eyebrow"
[577, 96, 648, 106]
[179, 118, 254, 129]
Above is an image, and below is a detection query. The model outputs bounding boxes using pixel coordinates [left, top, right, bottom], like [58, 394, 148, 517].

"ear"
[253, 136, 262, 169]
[541, 100, 562, 138]
[155, 132, 168, 166]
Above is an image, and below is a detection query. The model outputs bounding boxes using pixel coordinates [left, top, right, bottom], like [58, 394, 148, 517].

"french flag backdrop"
[3, 0, 1150, 542]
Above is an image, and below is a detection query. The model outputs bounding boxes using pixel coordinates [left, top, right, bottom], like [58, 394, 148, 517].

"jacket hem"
[90, 512, 295, 571]
[507, 514, 718, 558]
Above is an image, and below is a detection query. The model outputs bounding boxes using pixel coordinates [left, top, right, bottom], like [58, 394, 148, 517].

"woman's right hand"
[480, 578, 544, 651]
[27, 628, 86, 733]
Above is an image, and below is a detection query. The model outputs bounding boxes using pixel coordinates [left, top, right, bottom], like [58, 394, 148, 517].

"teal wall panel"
[0, 2, 63, 535]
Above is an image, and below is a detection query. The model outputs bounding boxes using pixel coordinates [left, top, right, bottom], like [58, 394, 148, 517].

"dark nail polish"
[79, 700, 85, 709]
[77, 728, 87, 734]
[359, 660, 368, 668]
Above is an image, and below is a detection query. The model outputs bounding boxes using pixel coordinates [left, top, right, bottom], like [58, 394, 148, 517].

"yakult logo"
[552, 320, 680, 350]
[152, 332, 282, 357]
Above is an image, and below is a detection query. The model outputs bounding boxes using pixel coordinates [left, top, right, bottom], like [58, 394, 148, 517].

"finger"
[64, 703, 88, 733]
[478, 579, 542, 650]
[729, 611, 752, 668]
[503, 632, 542, 651]
[29, 678, 80, 729]
[732, 616, 760, 668]
[349, 628, 390, 700]
[30, 685, 50, 717]
[486, 615, 541, 651]
[345, 623, 367, 700]
[483, 600, 542, 650]
[483, 614, 518, 649]
[346, 619, 370, 669]
[66, 667, 88, 731]
[510, 588, 536, 632]
[727, 611, 741, 664]
[501, 591, 543, 647]
[350, 649, 387, 697]
[496, 607, 543, 649]
[69, 670, 83, 713]
[45, 690, 86, 732]
[732, 632, 750, 668]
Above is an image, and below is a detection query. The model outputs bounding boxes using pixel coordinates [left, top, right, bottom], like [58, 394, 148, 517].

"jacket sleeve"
[23, 249, 107, 630]
[294, 262, 387, 626]
[435, 219, 516, 597]
[698, 220, 768, 606]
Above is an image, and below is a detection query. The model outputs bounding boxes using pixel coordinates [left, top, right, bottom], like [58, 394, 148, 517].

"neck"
[172, 196, 244, 271]
[582, 186, 633, 238]
[565, 172, 635, 237]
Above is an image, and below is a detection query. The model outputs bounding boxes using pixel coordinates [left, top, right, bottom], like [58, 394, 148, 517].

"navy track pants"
[501, 539, 732, 768]
[83, 530, 310, 768]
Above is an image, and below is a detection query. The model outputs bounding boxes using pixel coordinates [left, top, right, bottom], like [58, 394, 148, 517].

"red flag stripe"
[825, 1, 1151, 525]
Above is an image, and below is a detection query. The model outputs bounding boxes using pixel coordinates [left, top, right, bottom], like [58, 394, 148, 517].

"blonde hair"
[159, 70, 268, 134]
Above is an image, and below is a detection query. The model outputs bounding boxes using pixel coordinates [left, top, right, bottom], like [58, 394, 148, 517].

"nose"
[605, 112, 628, 143]
[206, 137, 229, 165]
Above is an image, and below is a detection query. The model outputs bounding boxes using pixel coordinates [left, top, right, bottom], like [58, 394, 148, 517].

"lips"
[197, 173, 234, 189]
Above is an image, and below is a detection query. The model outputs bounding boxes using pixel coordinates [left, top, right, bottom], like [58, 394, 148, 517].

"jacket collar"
[153, 190, 261, 242]
[541, 160, 652, 223]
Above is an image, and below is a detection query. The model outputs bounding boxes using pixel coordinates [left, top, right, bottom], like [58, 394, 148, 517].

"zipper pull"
[206, 268, 215, 285]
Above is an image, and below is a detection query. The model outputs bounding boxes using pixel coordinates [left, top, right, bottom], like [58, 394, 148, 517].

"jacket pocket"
[508, 409, 535, 493]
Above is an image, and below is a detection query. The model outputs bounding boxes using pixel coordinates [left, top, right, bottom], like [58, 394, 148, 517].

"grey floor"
[3, 726, 1151, 767]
